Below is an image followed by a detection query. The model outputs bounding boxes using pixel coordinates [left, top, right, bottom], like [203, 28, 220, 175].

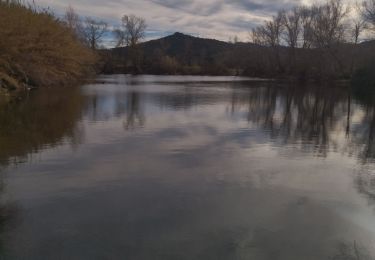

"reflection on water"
[0, 179, 18, 257]
[0, 87, 84, 166]
[1, 75, 375, 259]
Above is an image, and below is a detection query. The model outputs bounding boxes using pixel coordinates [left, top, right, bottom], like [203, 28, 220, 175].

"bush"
[0, 0, 96, 90]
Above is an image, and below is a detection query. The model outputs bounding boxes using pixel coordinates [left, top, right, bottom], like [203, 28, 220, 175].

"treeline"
[104, 0, 375, 80]
[246, 0, 375, 79]
[0, 0, 96, 91]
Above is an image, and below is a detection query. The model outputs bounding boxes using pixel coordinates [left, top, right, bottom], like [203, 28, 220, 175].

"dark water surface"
[0, 75, 375, 259]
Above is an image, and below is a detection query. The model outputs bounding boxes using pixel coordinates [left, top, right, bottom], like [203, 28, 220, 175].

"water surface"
[0, 75, 375, 259]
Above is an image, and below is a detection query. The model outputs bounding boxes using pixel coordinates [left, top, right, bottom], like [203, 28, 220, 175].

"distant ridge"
[112, 32, 233, 62]
[106, 32, 255, 75]
[104, 32, 375, 77]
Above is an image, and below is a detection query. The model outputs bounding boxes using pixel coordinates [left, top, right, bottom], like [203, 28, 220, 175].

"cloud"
[35, 0, 356, 45]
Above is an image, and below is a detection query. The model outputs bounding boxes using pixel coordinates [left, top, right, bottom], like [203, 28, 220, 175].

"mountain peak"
[172, 32, 184, 36]
[167, 32, 224, 43]
[170, 32, 194, 38]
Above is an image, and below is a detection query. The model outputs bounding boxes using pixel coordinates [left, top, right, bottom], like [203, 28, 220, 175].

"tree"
[251, 12, 284, 74]
[282, 8, 301, 49]
[363, 0, 375, 30]
[115, 14, 146, 47]
[310, 0, 348, 48]
[350, 8, 366, 75]
[251, 27, 266, 45]
[115, 14, 147, 73]
[257, 14, 283, 47]
[84, 17, 107, 50]
[352, 17, 366, 44]
[267, 12, 284, 72]
[64, 6, 80, 31]
[63, 6, 85, 43]
[251, 14, 283, 47]
[300, 6, 315, 49]
[282, 7, 302, 71]
[309, 0, 349, 75]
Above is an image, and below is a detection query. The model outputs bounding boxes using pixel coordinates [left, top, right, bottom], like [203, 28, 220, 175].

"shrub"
[0, 0, 96, 90]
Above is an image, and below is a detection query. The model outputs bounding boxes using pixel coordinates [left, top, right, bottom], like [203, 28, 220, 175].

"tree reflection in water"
[82, 81, 375, 206]
[0, 174, 18, 257]
[0, 88, 82, 257]
[0, 87, 85, 167]
[5, 80, 375, 165]
[124, 91, 145, 130]
[239, 84, 375, 202]
[229, 84, 348, 156]
[1, 79, 375, 258]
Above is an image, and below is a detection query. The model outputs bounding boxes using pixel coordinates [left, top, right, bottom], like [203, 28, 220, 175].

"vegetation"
[0, 86, 85, 165]
[105, 32, 233, 75]
[0, 0, 96, 91]
[83, 17, 108, 50]
[363, 0, 375, 29]
[1, 0, 375, 89]
[104, 30, 375, 79]
[114, 14, 147, 73]
[248, 0, 375, 79]
[103, 0, 375, 80]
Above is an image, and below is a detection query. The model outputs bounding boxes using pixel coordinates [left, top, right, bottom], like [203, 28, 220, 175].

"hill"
[101, 32, 375, 79]
[140, 32, 231, 61]
[103, 32, 254, 75]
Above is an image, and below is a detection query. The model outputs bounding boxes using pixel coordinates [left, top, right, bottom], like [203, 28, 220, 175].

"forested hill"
[103, 32, 256, 75]
[140, 32, 232, 59]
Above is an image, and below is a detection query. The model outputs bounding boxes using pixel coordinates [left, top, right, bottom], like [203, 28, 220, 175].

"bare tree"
[310, 0, 349, 48]
[282, 8, 302, 49]
[308, 0, 349, 74]
[265, 14, 283, 47]
[84, 17, 108, 50]
[252, 12, 283, 47]
[63, 6, 85, 43]
[352, 15, 366, 44]
[115, 14, 146, 47]
[349, 17, 366, 74]
[251, 27, 266, 45]
[64, 6, 79, 30]
[282, 7, 302, 71]
[251, 12, 284, 74]
[363, 0, 375, 30]
[299, 6, 315, 49]
[113, 28, 127, 47]
[269, 12, 284, 72]
[348, 4, 366, 75]
[115, 14, 146, 73]
[248, 0, 366, 78]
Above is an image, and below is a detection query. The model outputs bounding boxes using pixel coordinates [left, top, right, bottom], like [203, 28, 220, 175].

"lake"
[0, 75, 375, 259]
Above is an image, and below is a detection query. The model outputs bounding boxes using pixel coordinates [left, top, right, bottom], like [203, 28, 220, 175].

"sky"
[37, 0, 356, 45]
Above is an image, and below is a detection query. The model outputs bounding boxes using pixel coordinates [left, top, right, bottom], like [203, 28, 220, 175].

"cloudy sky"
[37, 0, 351, 44]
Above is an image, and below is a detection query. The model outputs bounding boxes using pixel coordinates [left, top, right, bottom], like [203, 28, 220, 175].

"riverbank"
[0, 1, 96, 91]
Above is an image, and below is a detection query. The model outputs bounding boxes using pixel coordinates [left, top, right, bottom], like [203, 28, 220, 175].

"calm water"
[0, 75, 375, 259]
